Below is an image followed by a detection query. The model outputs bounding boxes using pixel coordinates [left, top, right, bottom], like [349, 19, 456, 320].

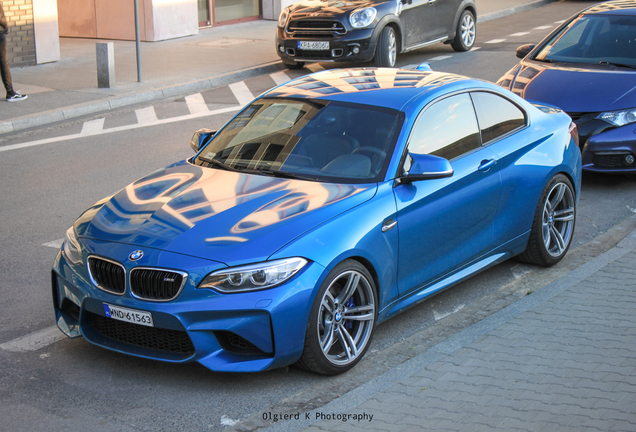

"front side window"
[534, 13, 636, 67]
[408, 93, 480, 161]
[194, 98, 404, 184]
[471, 92, 526, 144]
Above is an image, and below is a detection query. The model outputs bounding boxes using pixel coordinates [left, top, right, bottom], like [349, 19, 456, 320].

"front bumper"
[52, 239, 324, 372]
[276, 27, 377, 64]
[579, 123, 636, 173]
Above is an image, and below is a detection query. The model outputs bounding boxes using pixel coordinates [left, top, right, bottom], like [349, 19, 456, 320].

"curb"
[255, 223, 636, 432]
[0, 0, 559, 136]
[0, 61, 285, 136]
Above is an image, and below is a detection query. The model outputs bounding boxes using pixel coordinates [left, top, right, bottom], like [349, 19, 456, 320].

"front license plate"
[298, 41, 329, 51]
[103, 303, 154, 327]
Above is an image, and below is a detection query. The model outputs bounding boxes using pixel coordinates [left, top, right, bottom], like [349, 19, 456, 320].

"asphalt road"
[2, 1, 635, 431]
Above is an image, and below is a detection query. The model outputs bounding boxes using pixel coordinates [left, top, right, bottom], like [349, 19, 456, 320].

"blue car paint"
[52, 68, 582, 372]
[496, 1, 636, 173]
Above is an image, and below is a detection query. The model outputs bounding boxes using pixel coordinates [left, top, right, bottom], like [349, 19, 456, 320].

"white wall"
[150, 0, 198, 41]
[32, 0, 60, 63]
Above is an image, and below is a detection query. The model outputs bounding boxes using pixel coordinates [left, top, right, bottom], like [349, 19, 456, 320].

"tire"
[283, 60, 305, 70]
[374, 26, 397, 67]
[451, 10, 476, 52]
[517, 174, 576, 267]
[296, 260, 377, 375]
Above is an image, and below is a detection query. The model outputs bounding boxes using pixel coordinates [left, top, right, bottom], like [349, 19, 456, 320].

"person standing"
[0, 2, 27, 101]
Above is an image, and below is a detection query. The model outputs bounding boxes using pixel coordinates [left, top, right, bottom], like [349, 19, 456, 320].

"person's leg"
[0, 35, 15, 97]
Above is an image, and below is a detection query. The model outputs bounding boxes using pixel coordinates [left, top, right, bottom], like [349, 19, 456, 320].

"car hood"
[288, 0, 381, 16]
[509, 62, 636, 113]
[75, 160, 376, 266]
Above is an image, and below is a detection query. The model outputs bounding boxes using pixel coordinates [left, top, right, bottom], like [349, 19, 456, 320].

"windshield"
[534, 13, 636, 67]
[194, 98, 403, 184]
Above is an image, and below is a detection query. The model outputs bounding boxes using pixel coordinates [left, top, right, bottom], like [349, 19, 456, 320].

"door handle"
[478, 159, 496, 172]
[382, 218, 397, 233]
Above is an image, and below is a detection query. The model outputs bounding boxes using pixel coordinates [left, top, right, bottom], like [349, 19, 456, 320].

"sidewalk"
[0, 0, 557, 135]
[259, 223, 636, 432]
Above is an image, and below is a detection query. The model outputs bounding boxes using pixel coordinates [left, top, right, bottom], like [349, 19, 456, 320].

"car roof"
[585, 0, 636, 15]
[263, 68, 494, 111]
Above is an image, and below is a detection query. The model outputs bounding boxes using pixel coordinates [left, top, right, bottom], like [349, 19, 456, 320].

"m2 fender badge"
[129, 250, 144, 261]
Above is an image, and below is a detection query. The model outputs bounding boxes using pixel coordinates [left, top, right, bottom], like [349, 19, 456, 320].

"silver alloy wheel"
[388, 30, 397, 67]
[461, 14, 476, 48]
[317, 270, 375, 366]
[542, 182, 575, 257]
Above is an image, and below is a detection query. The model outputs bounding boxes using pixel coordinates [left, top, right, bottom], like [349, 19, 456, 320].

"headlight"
[350, 7, 377, 28]
[198, 257, 308, 293]
[278, 8, 289, 28]
[597, 108, 636, 127]
[63, 226, 82, 265]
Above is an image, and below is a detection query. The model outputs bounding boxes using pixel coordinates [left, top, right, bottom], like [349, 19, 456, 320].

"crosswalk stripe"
[485, 39, 506, 44]
[510, 32, 529, 37]
[270, 71, 291, 86]
[43, 238, 64, 249]
[429, 55, 453, 61]
[135, 106, 159, 125]
[80, 118, 105, 135]
[185, 93, 210, 115]
[0, 326, 67, 352]
[229, 82, 254, 107]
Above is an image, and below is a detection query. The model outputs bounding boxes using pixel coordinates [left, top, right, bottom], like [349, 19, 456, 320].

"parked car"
[53, 66, 581, 375]
[276, 0, 477, 69]
[497, 0, 636, 174]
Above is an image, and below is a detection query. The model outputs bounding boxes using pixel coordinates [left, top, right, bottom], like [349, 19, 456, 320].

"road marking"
[534, 25, 553, 30]
[43, 238, 64, 249]
[135, 106, 159, 125]
[433, 304, 465, 321]
[510, 32, 529, 37]
[485, 39, 506, 44]
[270, 71, 291, 86]
[185, 93, 210, 115]
[229, 81, 254, 107]
[554, 20, 566, 24]
[429, 55, 453, 61]
[0, 105, 241, 154]
[80, 118, 105, 135]
[470, 47, 481, 51]
[220, 416, 239, 426]
[307, 63, 325, 72]
[0, 326, 66, 352]
[627, 205, 636, 213]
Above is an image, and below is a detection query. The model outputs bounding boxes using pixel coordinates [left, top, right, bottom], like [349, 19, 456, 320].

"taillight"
[568, 121, 580, 148]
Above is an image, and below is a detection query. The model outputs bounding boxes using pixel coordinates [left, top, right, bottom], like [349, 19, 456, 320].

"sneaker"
[6, 92, 27, 102]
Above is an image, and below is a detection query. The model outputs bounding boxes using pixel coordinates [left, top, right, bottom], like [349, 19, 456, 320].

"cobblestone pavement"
[253, 229, 636, 432]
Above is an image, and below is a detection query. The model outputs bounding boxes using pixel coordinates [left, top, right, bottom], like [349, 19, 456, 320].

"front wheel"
[296, 260, 377, 375]
[451, 10, 476, 52]
[374, 27, 397, 67]
[517, 174, 576, 266]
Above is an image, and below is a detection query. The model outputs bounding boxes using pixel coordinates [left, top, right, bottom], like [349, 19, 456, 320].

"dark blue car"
[53, 67, 581, 375]
[497, 0, 636, 174]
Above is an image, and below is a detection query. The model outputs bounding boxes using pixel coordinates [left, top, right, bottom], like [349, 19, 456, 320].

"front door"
[393, 93, 501, 296]
[400, 0, 438, 47]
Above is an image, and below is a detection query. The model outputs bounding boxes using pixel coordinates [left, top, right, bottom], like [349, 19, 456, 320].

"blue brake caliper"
[345, 297, 355, 330]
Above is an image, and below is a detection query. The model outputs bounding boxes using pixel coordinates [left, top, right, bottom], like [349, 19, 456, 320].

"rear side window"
[471, 92, 526, 144]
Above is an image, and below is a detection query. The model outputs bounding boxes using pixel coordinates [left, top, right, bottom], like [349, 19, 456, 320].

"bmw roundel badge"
[129, 250, 144, 261]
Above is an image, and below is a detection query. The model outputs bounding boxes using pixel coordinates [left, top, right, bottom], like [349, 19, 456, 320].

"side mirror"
[516, 44, 535, 59]
[190, 129, 217, 153]
[396, 153, 453, 185]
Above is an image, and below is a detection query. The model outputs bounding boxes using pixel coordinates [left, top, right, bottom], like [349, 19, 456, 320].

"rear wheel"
[297, 260, 377, 375]
[451, 10, 476, 52]
[374, 27, 397, 67]
[517, 174, 576, 266]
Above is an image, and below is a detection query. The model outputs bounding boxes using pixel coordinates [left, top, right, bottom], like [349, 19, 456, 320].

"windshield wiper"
[255, 169, 319, 182]
[198, 157, 241, 172]
[599, 61, 636, 70]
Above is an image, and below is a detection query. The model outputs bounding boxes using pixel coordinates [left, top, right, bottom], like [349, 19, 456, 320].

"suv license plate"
[298, 41, 329, 51]
[103, 303, 154, 327]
